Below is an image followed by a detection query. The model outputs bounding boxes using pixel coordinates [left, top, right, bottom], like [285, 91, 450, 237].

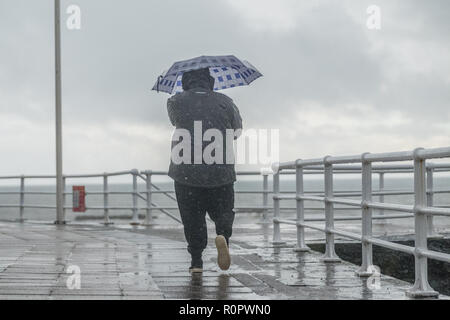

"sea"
[0, 175, 449, 231]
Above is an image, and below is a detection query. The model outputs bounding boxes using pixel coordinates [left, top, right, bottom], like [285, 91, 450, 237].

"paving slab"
[0, 220, 447, 300]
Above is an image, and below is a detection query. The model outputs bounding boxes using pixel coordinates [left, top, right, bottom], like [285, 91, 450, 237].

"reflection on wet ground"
[0, 220, 446, 300]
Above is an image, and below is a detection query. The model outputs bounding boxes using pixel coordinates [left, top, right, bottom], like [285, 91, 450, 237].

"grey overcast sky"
[0, 0, 449, 175]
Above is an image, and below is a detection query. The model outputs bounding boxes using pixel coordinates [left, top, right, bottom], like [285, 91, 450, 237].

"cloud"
[0, 0, 449, 175]
[225, 0, 321, 33]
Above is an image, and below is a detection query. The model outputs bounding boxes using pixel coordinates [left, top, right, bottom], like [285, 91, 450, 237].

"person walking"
[167, 67, 242, 273]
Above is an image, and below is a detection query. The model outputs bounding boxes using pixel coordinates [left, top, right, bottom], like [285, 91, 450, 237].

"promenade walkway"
[0, 220, 442, 300]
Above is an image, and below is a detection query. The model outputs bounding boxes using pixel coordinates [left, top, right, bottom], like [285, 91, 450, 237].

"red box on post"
[72, 186, 86, 212]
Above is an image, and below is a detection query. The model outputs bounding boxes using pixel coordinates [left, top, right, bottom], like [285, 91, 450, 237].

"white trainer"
[215, 235, 231, 270]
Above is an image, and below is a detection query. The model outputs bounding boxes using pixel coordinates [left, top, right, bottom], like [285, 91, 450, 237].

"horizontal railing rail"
[0, 169, 276, 225]
[1, 161, 450, 227]
[271, 146, 450, 298]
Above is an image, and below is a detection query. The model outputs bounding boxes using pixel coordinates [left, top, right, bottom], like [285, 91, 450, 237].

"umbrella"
[152, 55, 263, 94]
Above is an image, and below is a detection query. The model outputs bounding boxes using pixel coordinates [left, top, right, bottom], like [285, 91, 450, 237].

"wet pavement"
[0, 220, 447, 300]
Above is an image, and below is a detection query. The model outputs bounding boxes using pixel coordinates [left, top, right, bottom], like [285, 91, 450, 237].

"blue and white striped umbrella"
[152, 55, 263, 95]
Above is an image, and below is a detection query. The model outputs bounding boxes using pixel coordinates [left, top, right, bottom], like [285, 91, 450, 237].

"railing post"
[375, 172, 385, 225]
[18, 176, 25, 222]
[62, 176, 66, 223]
[406, 148, 438, 298]
[426, 167, 441, 238]
[261, 172, 270, 224]
[103, 174, 113, 225]
[321, 156, 340, 262]
[294, 160, 310, 252]
[130, 169, 140, 226]
[143, 171, 153, 226]
[272, 164, 285, 245]
[357, 153, 375, 276]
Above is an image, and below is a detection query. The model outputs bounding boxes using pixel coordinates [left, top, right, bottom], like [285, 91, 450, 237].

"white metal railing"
[271, 147, 450, 298]
[0, 170, 279, 225]
[1, 164, 450, 228]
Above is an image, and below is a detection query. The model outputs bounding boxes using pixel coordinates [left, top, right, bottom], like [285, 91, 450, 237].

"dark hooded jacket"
[167, 68, 243, 188]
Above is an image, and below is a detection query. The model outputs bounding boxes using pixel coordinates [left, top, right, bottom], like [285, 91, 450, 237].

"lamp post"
[54, 0, 65, 224]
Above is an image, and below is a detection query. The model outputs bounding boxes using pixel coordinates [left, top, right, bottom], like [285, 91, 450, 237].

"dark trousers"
[174, 182, 235, 258]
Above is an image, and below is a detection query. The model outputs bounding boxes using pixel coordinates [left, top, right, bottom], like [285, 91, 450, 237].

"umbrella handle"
[156, 75, 163, 93]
